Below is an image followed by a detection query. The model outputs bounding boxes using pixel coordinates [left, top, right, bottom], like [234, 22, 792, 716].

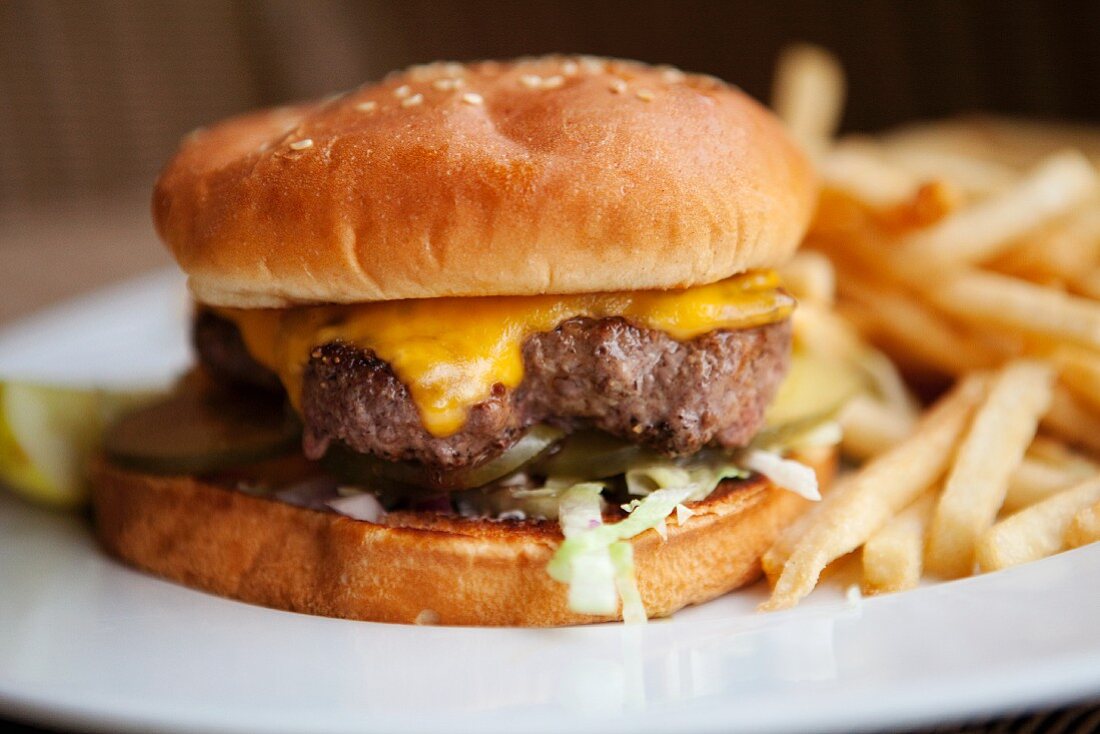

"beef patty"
[194, 311, 791, 471]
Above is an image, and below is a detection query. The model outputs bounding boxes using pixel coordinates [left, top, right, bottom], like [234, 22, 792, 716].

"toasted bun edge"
[90, 447, 835, 626]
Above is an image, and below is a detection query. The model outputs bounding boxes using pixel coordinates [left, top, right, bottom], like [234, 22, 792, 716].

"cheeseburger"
[91, 56, 830, 626]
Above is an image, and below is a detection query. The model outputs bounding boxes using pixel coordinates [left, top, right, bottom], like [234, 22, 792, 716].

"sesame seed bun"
[154, 56, 817, 308]
[90, 447, 834, 626]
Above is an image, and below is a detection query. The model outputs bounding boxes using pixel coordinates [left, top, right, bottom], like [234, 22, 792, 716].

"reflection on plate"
[1, 272, 1099, 734]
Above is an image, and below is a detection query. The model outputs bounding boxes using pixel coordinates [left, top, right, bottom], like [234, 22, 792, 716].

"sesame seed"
[609, 79, 627, 94]
[406, 64, 434, 81]
[635, 89, 655, 102]
[289, 138, 314, 150]
[660, 67, 686, 83]
[442, 62, 465, 76]
[461, 92, 484, 106]
[354, 101, 377, 112]
[519, 74, 542, 89]
[580, 56, 605, 73]
[561, 60, 579, 75]
[401, 93, 424, 107]
[542, 75, 564, 89]
[394, 84, 411, 98]
[432, 77, 464, 91]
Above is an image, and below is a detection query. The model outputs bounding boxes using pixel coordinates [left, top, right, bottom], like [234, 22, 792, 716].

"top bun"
[154, 56, 817, 308]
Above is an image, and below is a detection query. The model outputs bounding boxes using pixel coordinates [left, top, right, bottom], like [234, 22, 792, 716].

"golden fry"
[993, 206, 1100, 284]
[1050, 345, 1100, 413]
[762, 375, 986, 611]
[821, 143, 921, 207]
[838, 394, 914, 461]
[902, 150, 1097, 266]
[862, 491, 937, 595]
[1005, 458, 1095, 514]
[928, 269, 1100, 351]
[842, 277, 1002, 374]
[762, 476, 855, 585]
[879, 146, 1019, 197]
[881, 117, 1100, 170]
[778, 251, 836, 305]
[1042, 384, 1100, 456]
[1065, 501, 1100, 548]
[925, 361, 1054, 578]
[976, 475, 1100, 572]
[771, 44, 845, 159]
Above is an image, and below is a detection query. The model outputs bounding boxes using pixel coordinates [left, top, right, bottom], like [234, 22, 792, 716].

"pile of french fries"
[764, 46, 1100, 610]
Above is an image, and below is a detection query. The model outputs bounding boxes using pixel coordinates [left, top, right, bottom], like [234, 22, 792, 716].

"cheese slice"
[220, 271, 793, 437]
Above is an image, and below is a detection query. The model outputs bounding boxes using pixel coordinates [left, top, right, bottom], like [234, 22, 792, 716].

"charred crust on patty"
[296, 316, 791, 471]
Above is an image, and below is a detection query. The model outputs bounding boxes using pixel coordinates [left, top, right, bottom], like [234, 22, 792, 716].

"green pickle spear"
[0, 381, 155, 509]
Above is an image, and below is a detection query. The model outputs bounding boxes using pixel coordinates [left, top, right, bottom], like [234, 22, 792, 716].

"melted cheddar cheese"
[220, 271, 794, 437]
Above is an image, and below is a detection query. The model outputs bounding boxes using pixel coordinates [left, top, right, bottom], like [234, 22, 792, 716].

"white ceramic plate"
[1, 271, 1099, 734]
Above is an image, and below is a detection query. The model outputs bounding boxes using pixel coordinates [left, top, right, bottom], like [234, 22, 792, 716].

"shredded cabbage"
[549, 461, 748, 622]
[555, 483, 618, 614]
[739, 449, 820, 501]
[609, 542, 645, 624]
[675, 503, 695, 525]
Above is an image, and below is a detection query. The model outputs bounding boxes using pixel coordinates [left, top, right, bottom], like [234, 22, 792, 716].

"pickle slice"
[0, 382, 157, 508]
[756, 350, 865, 448]
[103, 389, 300, 475]
[323, 424, 565, 492]
[534, 430, 648, 480]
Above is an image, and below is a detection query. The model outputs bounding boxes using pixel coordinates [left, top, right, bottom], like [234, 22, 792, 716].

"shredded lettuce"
[675, 503, 695, 525]
[739, 449, 820, 501]
[549, 460, 748, 622]
[555, 483, 618, 614]
[609, 542, 645, 624]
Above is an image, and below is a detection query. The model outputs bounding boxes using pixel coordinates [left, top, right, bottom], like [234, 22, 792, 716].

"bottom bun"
[90, 448, 834, 627]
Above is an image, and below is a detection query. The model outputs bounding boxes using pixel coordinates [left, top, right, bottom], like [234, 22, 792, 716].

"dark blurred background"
[3, 0, 1099, 208]
[1, 0, 1098, 318]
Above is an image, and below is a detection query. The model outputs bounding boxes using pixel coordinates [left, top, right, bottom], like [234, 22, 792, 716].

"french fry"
[773, 58, 1100, 602]
[976, 475, 1100, 572]
[1005, 458, 1095, 514]
[882, 117, 1100, 170]
[928, 269, 1100, 351]
[1050, 345, 1100, 413]
[993, 206, 1100, 284]
[790, 302, 867, 363]
[862, 491, 937, 595]
[925, 361, 1054, 578]
[1065, 501, 1100, 548]
[879, 146, 1019, 197]
[1071, 270, 1100, 301]
[820, 143, 921, 208]
[761, 475, 856, 584]
[1026, 435, 1100, 469]
[761, 375, 986, 611]
[771, 44, 845, 159]
[901, 150, 1097, 266]
[838, 394, 914, 461]
[1042, 384, 1100, 456]
[860, 348, 920, 417]
[778, 251, 836, 305]
[841, 277, 1002, 374]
